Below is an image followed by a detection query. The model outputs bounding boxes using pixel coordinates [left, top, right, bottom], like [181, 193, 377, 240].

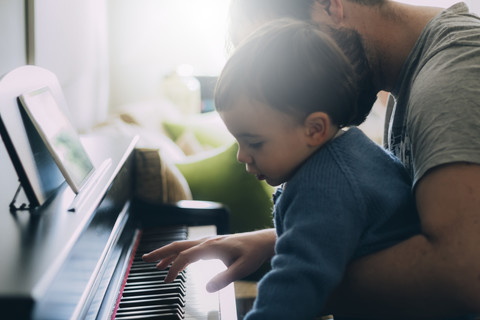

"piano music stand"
[0, 66, 75, 211]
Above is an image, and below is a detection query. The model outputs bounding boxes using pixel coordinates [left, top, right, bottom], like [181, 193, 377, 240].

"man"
[144, 1, 480, 318]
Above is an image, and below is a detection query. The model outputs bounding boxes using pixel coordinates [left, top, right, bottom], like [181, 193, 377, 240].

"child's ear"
[304, 112, 333, 147]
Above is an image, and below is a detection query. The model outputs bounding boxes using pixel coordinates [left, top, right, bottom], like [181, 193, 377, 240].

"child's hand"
[142, 228, 277, 292]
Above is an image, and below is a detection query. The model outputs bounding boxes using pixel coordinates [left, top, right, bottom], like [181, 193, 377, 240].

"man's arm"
[326, 162, 480, 318]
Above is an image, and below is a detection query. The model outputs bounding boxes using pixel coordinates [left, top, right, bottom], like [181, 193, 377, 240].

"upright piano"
[0, 66, 237, 320]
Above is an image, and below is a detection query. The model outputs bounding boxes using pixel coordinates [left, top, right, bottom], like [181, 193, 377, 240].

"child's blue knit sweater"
[245, 127, 421, 320]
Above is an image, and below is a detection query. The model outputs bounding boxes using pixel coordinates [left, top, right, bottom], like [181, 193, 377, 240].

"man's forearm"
[325, 234, 457, 318]
[326, 164, 480, 318]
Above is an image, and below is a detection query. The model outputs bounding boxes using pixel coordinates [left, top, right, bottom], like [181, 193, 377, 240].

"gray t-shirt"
[386, 2, 480, 186]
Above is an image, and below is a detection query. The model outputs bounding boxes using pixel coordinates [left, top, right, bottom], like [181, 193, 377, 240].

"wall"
[107, 0, 230, 110]
[33, 0, 109, 132]
[0, 0, 27, 77]
[0, 1, 28, 207]
[0, 0, 111, 202]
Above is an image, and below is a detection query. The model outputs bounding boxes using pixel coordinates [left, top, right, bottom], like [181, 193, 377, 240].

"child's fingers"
[162, 241, 220, 283]
[205, 258, 253, 292]
[142, 239, 202, 262]
[155, 254, 177, 270]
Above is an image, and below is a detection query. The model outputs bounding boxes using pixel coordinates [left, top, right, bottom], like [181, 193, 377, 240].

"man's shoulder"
[421, 3, 480, 53]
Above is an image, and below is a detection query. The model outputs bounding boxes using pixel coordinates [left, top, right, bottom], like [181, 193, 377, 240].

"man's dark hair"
[228, 0, 313, 46]
[228, 0, 386, 45]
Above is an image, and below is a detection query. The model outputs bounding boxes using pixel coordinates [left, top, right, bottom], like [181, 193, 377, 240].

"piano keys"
[114, 226, 189, 320]
[112, 226, 236, 320]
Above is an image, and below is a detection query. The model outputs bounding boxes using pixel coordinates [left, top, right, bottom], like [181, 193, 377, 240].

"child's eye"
[249, 142, 264, 149]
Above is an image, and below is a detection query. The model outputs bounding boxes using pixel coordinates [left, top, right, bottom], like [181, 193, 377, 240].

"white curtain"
[33, 0, 109, 132]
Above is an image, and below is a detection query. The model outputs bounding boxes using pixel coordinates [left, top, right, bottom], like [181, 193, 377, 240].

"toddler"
[214, 19, 420, 319]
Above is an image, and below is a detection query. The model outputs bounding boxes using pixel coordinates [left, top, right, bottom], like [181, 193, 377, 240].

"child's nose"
[237, 146, 252, 164]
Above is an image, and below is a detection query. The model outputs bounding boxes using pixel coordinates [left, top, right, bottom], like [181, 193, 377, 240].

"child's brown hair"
[215, 18, 373, 127]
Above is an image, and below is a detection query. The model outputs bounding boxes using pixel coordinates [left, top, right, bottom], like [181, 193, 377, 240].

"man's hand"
[142, 228, 277, 292]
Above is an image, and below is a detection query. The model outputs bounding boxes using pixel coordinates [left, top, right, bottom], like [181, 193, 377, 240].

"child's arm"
[244, 184, 364, 320]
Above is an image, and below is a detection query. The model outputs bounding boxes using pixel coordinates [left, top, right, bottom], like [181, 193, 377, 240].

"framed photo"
[18, 87, 95, 194]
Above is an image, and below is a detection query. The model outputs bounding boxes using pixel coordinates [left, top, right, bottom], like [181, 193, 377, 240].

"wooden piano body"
[0, 66, 237, 320]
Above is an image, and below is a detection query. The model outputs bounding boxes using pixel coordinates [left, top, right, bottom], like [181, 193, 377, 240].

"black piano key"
[116, 303, 183, 315]
[125, 276, 183, 286]
[127, 270, 169, 277]
[120, 291, 185, 301]
[116, 305, 183, 318]
[126, 273, 186, 284]
[125, 280, 186, 290]
[119, 295, 184, 309]
[123, 287, 185, 297]
[126, 269, 184, 278]
[116, 313, 182, 320]
[116, 309, 182, 319]
[117, 305, 183, 317]
[129, 282, 185, 294]
[126, 263, 157, 270]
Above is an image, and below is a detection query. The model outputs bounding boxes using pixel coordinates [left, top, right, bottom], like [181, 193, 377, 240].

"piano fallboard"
[0, 135, 137, 319]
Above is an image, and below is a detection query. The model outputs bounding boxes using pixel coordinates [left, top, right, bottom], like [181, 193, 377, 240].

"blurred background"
[0, 0, 477, 133]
